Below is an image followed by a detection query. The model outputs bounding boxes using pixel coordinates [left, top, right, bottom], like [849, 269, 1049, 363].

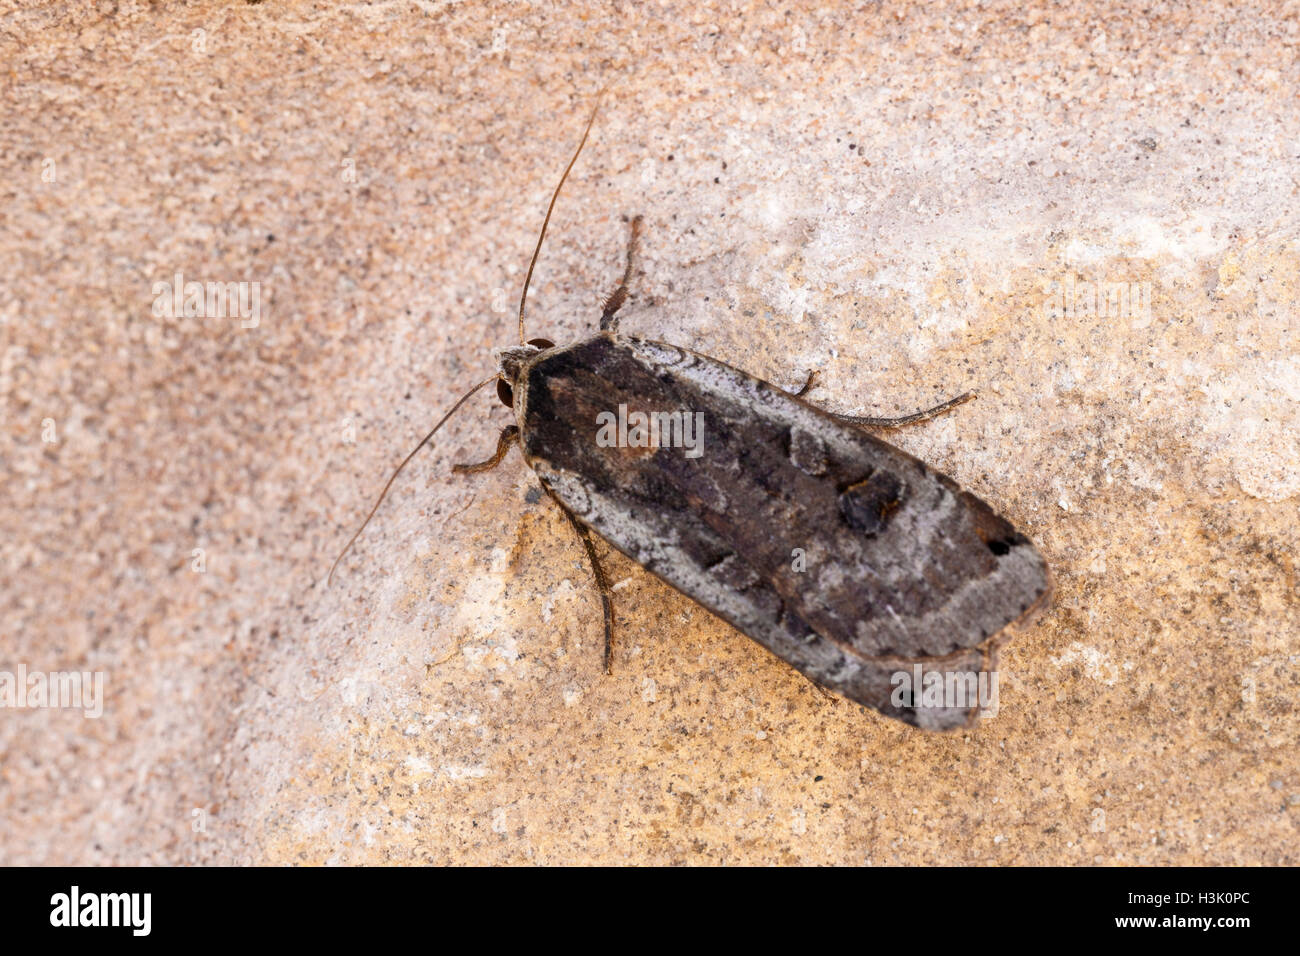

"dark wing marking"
[518, 334, 1051, 729]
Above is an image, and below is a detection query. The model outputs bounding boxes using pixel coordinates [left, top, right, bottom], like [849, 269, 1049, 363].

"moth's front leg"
[452, 425, 519, 474]
[599, 215, 644, 334]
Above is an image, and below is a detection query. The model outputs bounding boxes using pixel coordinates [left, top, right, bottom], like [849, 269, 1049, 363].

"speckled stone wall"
[1, 0, 1296, 865]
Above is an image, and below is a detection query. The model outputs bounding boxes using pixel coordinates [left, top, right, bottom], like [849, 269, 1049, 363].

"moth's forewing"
[517, 334, 1051, 730]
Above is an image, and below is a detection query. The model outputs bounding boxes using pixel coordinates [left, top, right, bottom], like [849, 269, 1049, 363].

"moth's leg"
[546, 489, 616, 674]
[783, 371, 971, 425]
[599, 215, 644, 334]
[785, 370, 817, 397]
[804, 674, 837, 702]
[451, 425, 519, 474]
[834, 391, 976, 428]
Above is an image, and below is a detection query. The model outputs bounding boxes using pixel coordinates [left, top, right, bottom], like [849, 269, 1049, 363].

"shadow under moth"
[331, 100, 1051, 731]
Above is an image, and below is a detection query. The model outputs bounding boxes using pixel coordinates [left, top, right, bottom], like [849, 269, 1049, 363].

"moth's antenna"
[327, 375, 497, 586]
[518, 91, 604, 344]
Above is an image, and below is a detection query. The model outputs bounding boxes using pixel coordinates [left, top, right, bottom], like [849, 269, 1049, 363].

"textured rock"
[0, 0, 1295, 864]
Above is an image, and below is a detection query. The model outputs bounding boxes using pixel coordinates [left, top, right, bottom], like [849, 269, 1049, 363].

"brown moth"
[332, 101, 1051, 731]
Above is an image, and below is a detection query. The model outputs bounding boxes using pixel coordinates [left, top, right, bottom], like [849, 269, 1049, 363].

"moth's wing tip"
[1006, 541, 1055, 629]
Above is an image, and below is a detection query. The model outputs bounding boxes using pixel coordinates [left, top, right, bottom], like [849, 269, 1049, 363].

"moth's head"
[492, 338, 554, 407]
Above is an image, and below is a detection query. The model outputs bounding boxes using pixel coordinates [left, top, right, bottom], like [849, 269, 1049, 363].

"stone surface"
[0, 0, 1296, 865]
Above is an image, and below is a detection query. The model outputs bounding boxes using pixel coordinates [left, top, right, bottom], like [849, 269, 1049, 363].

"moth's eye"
[527, 338, 555, 350]
[497, 378, 515, 408]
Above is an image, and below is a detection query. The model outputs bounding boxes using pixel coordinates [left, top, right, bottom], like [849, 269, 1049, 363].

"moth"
[331, 101, 1051, 731]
